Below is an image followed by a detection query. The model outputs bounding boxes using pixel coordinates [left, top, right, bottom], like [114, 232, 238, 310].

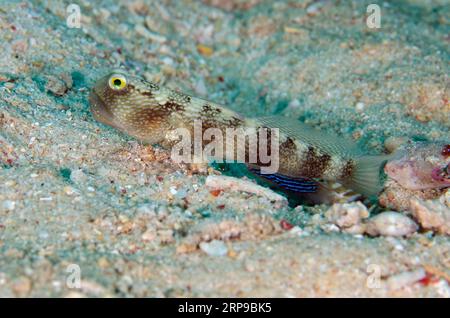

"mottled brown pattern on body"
[196, 107, 243, 133]
[275, 137, 302, 172]
[164, 101, 185, 112]
[128, 108, 169, 129]
[202, 104, 222, 116]
[227, 116, 244, 127]
[169, 90, 192, 104]
[341, 159, 355, 179]
[301, 146, 331, 178]
[140, 91, 154, 98]
[280, 137, 296, 153]
[138, 79, 159, 91]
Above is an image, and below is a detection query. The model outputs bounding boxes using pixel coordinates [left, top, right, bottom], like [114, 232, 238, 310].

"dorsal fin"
[255, 116, 366, 157]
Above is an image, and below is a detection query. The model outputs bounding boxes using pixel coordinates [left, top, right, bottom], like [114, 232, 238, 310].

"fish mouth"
[431, 164, 450, 185]
[89, 90, 107, 120]
[88, 90, 120, 129]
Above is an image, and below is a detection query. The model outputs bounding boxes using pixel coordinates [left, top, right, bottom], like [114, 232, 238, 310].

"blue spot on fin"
[249, 168, 318, 193]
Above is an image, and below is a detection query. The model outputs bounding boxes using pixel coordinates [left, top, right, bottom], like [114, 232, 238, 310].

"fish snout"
[431, 163, 450, 185]
[88, 88, 120, 129]
[89, 90, 106, 118]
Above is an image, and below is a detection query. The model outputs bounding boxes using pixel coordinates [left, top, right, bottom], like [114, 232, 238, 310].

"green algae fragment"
[59, 168, 72, 182]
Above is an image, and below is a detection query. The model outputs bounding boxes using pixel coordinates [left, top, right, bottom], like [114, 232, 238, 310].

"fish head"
[89, 70, 178, 143]
[384, 141, 450, 190]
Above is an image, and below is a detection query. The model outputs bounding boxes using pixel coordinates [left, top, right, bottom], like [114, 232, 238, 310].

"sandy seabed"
[0, 0, 449, 297]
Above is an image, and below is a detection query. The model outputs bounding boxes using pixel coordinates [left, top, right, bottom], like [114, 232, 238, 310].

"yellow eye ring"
[108, 74, 127, 90]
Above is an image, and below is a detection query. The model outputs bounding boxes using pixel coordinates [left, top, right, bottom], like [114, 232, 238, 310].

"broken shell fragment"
[365, 212, 418, 237]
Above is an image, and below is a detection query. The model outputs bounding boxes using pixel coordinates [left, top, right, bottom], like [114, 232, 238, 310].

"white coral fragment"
[366, 211, 418, 237]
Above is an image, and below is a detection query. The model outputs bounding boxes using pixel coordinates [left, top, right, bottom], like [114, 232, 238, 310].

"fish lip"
[431, 165, 450, 185]
[88, 89, 127, 131]
[88, 90, 105, 117]
[88, 90, 115, 125]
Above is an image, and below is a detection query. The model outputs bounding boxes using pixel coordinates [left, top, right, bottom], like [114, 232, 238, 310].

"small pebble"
[70, 169, 87, 184]
[64, 291, 87, 298]
[2, 200, 16, 211]
[169, 186, 178, 195]
[288, 99, 300, 109]
[199, 240, 228, 257]
[306, 0, 328, 16]
[355, 102, 365, 112]
[63, 186, 75, 195]
[97, 257, 110, 269]
[45, 74, 72, 96]
[326, 201, 369, 229]
[442, 189, 450, 208]
[174, 188, 187, 199]
[410, 198, 450, 235]
[11, 276, 32, 297]
[386, 268, 426, 290]
[365, 211, 418, 237]
[4, 82, 15, 90]
[384, 136, 407, 153]
[38, 231, 49, 239]
[197, 44, 214, 57]
[141, 229, 156, 242]
[205, 175, 287, 204]
[194, 79, 208, 96]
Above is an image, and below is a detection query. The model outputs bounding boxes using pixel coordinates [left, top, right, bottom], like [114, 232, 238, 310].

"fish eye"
[108, 74, 127, 90]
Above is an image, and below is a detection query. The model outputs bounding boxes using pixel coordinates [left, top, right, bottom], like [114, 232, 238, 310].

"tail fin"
[344, 154, 394, 198]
